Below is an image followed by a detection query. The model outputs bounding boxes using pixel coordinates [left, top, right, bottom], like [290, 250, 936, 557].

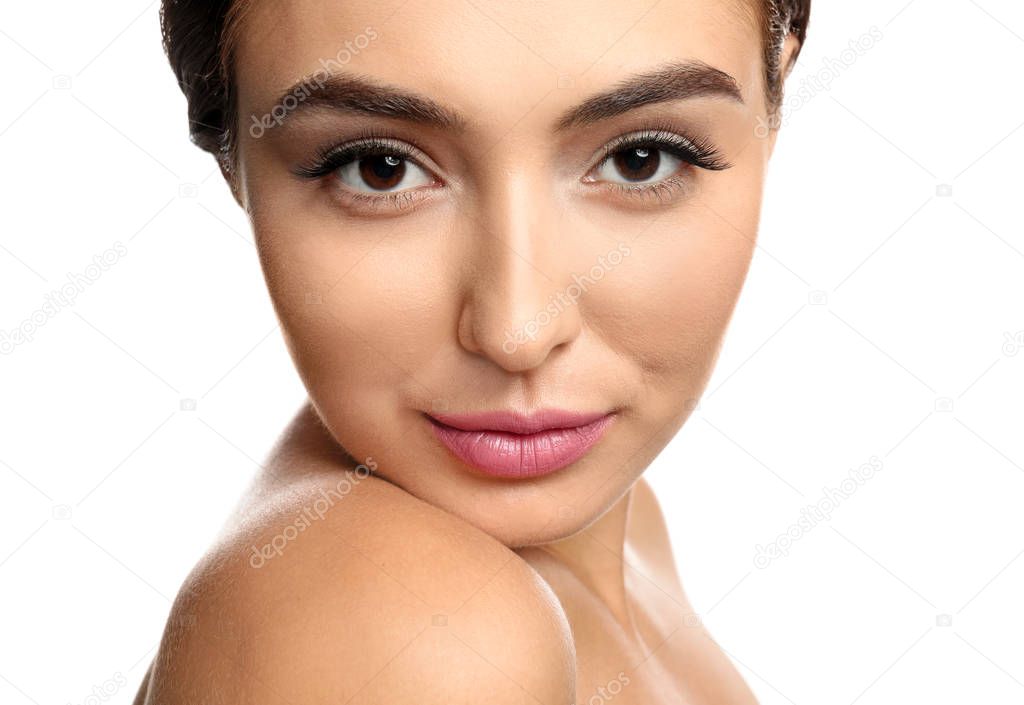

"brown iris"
[612, 146, 660, 182]
[358, 154, 406, 190]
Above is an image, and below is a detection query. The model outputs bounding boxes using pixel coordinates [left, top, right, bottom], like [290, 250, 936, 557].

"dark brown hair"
[160, 0, 810, 176]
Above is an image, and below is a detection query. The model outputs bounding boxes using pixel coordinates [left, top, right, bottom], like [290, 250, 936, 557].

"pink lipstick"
[426, 409, 615, 479]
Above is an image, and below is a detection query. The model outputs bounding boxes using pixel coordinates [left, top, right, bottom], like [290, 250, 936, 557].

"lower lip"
[428, 414, 615, 480]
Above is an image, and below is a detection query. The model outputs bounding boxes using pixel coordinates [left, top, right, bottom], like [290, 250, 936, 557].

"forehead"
[233, 0, 765, 126]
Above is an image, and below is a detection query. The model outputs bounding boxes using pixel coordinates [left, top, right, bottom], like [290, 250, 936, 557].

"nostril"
[456, 295, 582, 374]
[455, 233, 585, 372]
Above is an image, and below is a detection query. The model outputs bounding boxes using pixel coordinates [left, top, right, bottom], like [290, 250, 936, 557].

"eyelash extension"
[291, 131, 431, 180]
[596, 123, 731, 173]
[582, 123, 731, 207]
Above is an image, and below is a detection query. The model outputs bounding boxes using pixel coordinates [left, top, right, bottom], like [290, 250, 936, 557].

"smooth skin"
[138, 0, 799, 702]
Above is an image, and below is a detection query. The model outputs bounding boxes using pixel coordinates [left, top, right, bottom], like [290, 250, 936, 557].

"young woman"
[138, 0, 809, 702]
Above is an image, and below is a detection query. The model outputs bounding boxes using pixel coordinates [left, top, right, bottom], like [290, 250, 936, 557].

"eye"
[593, 145, 683, 185]
[585, 129, 730, 190]
[335, 153, 434, 193]
[292, 135, 442, 213]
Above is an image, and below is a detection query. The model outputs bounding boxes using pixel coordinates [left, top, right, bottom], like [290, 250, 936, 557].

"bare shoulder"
[142, 418, 575, 704]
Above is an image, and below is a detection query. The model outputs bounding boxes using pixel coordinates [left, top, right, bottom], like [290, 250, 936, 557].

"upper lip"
[427, 409, 612, 435]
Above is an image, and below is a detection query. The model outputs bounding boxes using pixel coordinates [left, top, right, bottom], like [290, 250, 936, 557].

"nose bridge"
[458, 166, 581, 371]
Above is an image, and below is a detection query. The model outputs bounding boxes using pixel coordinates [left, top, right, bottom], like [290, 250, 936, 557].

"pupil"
[613, 146, 659, 181]
[359, 154, 405, 190]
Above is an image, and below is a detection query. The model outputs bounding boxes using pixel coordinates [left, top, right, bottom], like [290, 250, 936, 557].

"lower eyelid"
[327, 180, 440, 215]
[614, 175, 687, 194]
[587, 171, 699, 205]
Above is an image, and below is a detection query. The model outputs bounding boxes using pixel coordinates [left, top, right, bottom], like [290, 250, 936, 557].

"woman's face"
[232, 0, 784, 546]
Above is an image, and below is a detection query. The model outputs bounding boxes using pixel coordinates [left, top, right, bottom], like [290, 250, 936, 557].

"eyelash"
[292, 124, 730, 212]
[584, 124, 731, 205]
[292, 131, 435, 213]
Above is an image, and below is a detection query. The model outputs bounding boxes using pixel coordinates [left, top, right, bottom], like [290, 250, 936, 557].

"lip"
[426, 409, 615, 479]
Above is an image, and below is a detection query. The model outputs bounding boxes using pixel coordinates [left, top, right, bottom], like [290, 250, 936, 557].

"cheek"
[252, 212, 454, 417]
[585, 178, 763, 393]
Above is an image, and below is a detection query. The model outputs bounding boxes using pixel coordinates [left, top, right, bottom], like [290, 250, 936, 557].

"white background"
[1, 1, 1023, 703]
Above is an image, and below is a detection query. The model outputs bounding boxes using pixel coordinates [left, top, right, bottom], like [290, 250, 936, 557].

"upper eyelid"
[579, 123, 725, 169]
[293, 135, 438, 180]
[602, 129, 687, 146]
[326, 139, 428, 170]
[593, 132, 692, 162]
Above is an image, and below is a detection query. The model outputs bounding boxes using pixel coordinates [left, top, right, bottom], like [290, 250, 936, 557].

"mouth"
[425, 409, 616, 480]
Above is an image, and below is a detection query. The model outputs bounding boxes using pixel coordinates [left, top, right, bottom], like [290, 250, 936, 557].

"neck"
[537, 481, 639, 630]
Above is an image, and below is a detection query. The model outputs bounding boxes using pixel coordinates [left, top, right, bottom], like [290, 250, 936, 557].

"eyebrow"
[266, 60, 742, 132]
[268, 72, 468, 131]
[554, 60, 744, 130]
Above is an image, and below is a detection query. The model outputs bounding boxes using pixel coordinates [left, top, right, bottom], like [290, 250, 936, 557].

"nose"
[456, 172, 583, 373]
